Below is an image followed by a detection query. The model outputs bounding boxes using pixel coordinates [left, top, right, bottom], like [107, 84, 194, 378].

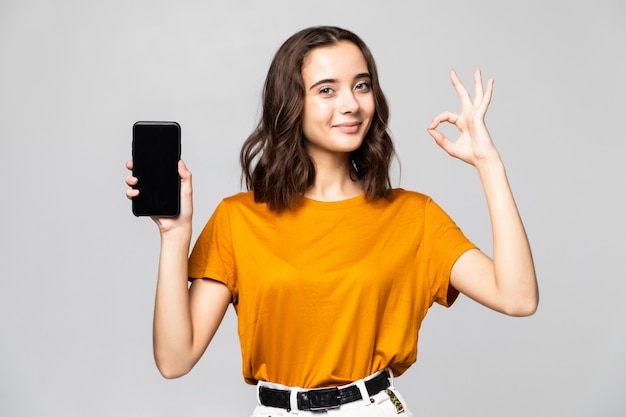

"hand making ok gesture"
[428, 69, 500, 167]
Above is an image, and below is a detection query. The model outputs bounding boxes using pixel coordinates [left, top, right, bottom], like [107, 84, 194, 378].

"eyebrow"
[308, 72, 371, 90]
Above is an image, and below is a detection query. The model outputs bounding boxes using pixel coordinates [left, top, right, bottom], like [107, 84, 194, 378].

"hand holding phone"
[131, 121, 181, 217]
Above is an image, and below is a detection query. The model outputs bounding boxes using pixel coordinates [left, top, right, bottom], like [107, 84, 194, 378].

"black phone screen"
[132, 121, 181, 217]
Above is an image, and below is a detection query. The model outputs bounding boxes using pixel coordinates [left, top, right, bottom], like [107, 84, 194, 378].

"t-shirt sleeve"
[422, 198, 477, 307]
[188, 199, 237, 300]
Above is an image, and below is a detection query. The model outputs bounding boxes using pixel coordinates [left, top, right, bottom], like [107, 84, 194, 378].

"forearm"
[476, 158, 538, 315]
[153, 227, 195, 377]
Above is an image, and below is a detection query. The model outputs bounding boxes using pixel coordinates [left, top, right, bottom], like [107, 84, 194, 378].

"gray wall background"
[1, 0, 624, 416]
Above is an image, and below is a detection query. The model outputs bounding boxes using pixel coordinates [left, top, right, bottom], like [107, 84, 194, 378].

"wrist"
[475, 155, 505, 177]
[159, 225, 192, 244]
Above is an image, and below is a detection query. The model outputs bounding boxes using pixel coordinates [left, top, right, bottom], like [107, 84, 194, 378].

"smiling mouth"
[334, 122, 361, 133]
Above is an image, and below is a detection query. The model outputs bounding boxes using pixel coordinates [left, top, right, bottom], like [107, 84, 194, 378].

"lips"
[334, 121, 362, 133]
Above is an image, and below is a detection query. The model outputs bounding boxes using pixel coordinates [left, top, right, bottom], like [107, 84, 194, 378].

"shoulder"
[218, 191, 274, 220]
[378, 189, 456, 224]
[354, 189, 435, 224]
[222, 190, 256, 206]
[386, 188, 433, 209]
[204, 191, 260, 221]
[389, 188, 430, 201]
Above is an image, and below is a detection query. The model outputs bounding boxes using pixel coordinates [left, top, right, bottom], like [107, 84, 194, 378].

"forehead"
[302, 41, 368, 82]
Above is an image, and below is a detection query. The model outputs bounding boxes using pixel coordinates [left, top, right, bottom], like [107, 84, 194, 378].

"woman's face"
[301, 41, 375, 163]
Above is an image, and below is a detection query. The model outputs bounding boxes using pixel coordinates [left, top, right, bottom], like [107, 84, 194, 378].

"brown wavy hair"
[240, 26, 394, 211]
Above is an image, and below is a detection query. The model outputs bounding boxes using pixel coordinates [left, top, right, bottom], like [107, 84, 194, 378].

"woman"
[125, 26, 537, 416]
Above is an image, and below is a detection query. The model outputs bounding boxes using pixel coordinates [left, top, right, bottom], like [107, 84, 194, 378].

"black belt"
[258, 370, 390, 411]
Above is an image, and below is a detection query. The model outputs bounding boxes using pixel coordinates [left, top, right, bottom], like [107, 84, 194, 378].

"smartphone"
[131, 121, 181, 217]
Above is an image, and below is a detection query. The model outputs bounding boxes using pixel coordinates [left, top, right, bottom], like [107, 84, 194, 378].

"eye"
[355, 81, 371, 92]
[319, 86, 334, 95]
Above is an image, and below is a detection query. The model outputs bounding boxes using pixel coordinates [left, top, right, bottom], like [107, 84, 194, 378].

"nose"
[339, 90, 359, 114]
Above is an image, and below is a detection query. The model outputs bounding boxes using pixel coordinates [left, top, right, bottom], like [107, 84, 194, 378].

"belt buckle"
[306, 387, 342, 411]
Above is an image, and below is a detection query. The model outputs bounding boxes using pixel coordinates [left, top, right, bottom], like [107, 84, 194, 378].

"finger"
[428, 111, 459, 130]
[126, 188, 139, 200]
[178, 160, 194, 204]
[125, 175, 138, 186]
[449, 70, 472, 107]
[178, 160, 192, 182]
[474, 69, 484, 104]
[480, 77, 494, 111]
[126, 159, 133, 170]
[427, 127, 454, 154]
[178, 159, 189, 176]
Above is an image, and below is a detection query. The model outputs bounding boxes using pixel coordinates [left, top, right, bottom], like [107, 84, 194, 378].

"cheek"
[302, 103, 323, 140]
[360, 96, 376, 132]
[360, 95, 375, 117]
[312, 100, 333, 117]
[304, 100, 333, 127]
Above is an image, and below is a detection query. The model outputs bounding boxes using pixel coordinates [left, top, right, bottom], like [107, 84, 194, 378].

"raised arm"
[427, 70, 538, 316]
[125, 160, 231, 378]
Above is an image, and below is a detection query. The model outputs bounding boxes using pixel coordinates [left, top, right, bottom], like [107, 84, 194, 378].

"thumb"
[178, 160, 192, 180]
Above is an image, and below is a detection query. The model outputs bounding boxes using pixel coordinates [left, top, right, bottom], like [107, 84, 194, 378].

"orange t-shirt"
[188, 189, 476, 388]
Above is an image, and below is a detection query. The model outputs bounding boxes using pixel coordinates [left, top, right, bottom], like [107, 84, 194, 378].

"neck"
[304, 153, 363, 201]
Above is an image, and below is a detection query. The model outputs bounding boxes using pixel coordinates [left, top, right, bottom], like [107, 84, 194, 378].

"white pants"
[251, 369, 415, 417]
